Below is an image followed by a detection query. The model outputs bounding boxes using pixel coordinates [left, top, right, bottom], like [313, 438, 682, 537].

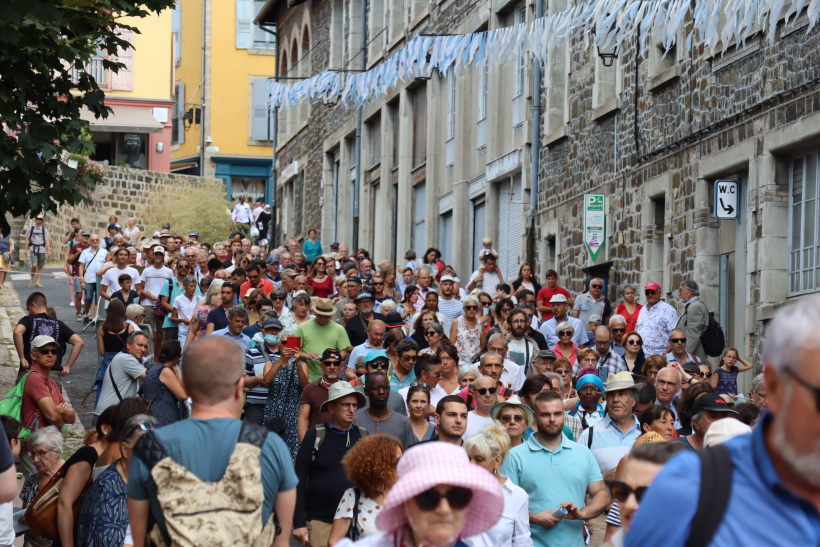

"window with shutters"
[368, 0, 385, 62]
[70, 30, 133, 91]
[477, 59, 488, 150]
[390, 102, 399, 168]
[330, 0, 344, 69]
[278, 54, 288, 142]
[445, 69, 455, 167]
[512, 5, 526, 129]
[172, 1, 182, 63]
[368, 115, 381, 168]
[251, 80, 273, 141]
[295, 171, 304, 236]
[348, 0, 364, 69]
[298, 27, 310, 125]
[789, 152, 820, 295]
[236, 0, 252, 49]
[172, 83, 185, 145]
[252, 0, 276, 49]
[412, 85, 427, 168]
[413, 183, 426, 257]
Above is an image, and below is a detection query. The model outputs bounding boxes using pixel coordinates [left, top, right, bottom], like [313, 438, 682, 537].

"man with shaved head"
[127, 336, 298, 547]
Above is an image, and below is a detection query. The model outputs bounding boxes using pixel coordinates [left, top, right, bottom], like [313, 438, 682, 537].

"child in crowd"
[0, 416, 21, 547]
[111, 273, 139, 306]
[711, 347, 754, 397]
[477, 237, 498, 261]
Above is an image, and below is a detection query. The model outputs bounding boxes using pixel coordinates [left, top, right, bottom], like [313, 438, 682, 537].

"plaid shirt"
[597, 350, 627, 382]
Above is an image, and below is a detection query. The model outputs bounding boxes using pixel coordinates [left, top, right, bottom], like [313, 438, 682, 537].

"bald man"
[127, 336, 298, 547]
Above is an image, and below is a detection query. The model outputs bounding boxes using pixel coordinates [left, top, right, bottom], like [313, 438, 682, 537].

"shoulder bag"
[346, 488, 361, 541]
[24, 460, 93, 541]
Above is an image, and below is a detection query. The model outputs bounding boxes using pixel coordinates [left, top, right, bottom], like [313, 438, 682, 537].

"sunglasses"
[476, 387, 498, 395]
[645, 290, 657, 295]
[554, 369, 572, 374]
[612, 328, 626, 333]
[373, 282, 384, 286]
[590, 284, 603, 289]
[414, 487, 473, 511]
[783, 368, 820, 413]
[558, 331, 572, 337]
[669, 338, 687, 344]
[369, 361, 390, 370]
[410, 382, 430, 389]
[323, 360, 341, 367]
[627, 340, 643, 346]
[500, 414, 525, 423]
[125, 422, 155, 440]
[697, 371, 713, 378]
[501, 308, 512, 313]
[425, 331, 438, 337]
[464, 305, 478, 310]
[38, 348, 59, 355]
[609, 480, 649, 503]
[271, 296, 285, 301]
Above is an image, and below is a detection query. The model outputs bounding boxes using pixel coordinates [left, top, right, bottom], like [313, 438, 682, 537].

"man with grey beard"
[626, 295, 820, 546]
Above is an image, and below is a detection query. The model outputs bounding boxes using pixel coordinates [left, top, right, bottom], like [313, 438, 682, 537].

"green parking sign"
[583, 193, 606, 261]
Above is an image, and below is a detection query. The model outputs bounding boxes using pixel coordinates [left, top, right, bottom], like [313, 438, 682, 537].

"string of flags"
[267, 0, 819, 110]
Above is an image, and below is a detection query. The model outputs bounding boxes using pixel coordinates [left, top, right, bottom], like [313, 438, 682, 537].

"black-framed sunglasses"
[609, 480, 649, 503]
[476, 387, 498, 395]
[322, 360, 341, 368]
[38, 348, 59, 355]
[698, 371, 713, 378]
[558, 330, 572, 337]
[645, 290, 657, 295]
[425, 330, 438, 337]
[369, 361, 390, 370]
[784, 368, 820, 412]
[464, 305, 478, 310]
[590, 284, 603, 289]
[414, 487, 473, 511]
[669, 338, 687, 344]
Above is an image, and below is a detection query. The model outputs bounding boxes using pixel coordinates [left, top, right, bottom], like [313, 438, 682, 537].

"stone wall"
[46, 165, 220, 260]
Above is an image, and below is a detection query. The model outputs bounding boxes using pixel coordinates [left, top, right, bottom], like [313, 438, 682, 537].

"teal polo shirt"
[503, 432, 603, 547]
[389, 368, 417, 390]
[578, 415, 641, 472]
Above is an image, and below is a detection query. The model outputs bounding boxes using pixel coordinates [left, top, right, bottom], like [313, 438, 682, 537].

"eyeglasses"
[590, 284, 603, 289]
[37, 348, 58, 355]
[335, 402, 359, 410]
[612, 328, 626, 334]
[475, 387, 498, 395]
[500, 414, 525, 423]
[558, 331, 572, 337]
[373, 282, 384, 286]
[125, 422, 154, 440]
[698, 371, 713, 378]
[271, 296, 284, 301]
[425, 331, 438, 337]
[670, 338, 687, 344]
[369, 361, 390, 370]
[481, 302, 491, 307]
[369, 385, 390, 392]
[644, 290, 657, 295]
[609, 480, 649, 503]
[554, 369, 572, 375]
[656, 379, 680, 389]
[464, 305, 478, 310]
[402, 355, 418, 361]
[322, 360, 341, 368]
[31, 449, 56, 460]
[501, 308, 512, 313]
[784, 368, 820, 413]
[414, 487, 473, 511]
[410, 382, 430, 389]
[579, 386, 600, 393]
[627, 340, 642, 346]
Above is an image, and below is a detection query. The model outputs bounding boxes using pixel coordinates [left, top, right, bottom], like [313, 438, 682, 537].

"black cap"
[322, 348, 342, 362]
[690, 395, 738, 416]
[347, 276, 362, 285]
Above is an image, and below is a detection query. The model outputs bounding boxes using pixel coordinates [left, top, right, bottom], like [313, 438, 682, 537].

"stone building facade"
[260, 0, 820, 379]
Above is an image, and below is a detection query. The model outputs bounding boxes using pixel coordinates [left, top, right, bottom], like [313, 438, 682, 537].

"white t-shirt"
[140, 265, 174, 305]
[469, 269, 501, 297]
[334, 488, 382, 539]
[463, 411, 495, 440]
[78, 246, 107, 282]
[173, 294, 199, 335]
[101, 265, 140, 293]
[0, 501, 12, 545]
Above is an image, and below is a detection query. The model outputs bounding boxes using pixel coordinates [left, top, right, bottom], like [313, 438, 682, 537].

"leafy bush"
[138, 177, 232, 245]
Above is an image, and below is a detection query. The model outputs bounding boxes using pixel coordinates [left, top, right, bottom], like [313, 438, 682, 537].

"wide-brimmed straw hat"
[319, 381, 366, 412]
[604, 371, 644, 392]
[490, 395, 534, 427]
[375, 442, 503, 537]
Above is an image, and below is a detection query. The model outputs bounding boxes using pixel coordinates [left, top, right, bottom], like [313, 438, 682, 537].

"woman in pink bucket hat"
[335, 442, 504, 547]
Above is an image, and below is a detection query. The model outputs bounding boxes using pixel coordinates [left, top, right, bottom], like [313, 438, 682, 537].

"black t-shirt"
[206, 306, 230, 331]
[63, 444, 99, 472]
[344, 312, 386, 347]
[528, 328, 549, 350]
[111, 290, 139, 307]
[17, 313, 75, 372]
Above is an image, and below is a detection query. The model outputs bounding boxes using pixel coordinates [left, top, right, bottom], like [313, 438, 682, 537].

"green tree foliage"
[0, 0, 175, 233]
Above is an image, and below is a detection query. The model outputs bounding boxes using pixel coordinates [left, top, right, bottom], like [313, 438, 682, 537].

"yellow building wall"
[171, 0, 275, 162]
[107, 11, 174, 101]
[209, 0, 276, 157]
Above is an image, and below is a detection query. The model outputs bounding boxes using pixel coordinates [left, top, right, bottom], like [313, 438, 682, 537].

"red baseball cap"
[644, 282, 661, 291]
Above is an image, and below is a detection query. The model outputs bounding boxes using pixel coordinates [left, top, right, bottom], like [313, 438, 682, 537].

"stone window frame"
[787, 151, 820, 296]
[646, 26, 683, 92]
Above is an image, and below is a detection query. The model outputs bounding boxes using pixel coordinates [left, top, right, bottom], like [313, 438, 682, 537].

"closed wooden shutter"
[110, 29, 134, 91]
[413, 183, 426, 257]
[251, 80, 271, 141]
[497, 176, 522, 280]
[236, 0, 252, 49]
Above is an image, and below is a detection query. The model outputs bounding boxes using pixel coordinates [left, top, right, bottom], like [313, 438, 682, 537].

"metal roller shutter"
[497, 176, 522, 280]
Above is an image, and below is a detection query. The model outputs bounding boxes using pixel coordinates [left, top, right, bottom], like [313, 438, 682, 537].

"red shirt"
[536, 286, 572, 321]
[21, 369, 66, 431]
[240, 279, 274, 299]
[307, 275, 334, 299]
[299, 379, 333, 427]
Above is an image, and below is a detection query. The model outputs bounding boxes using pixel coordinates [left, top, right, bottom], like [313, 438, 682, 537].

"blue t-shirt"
[127, 418, 298, 537]
[714, 365, 739, 395]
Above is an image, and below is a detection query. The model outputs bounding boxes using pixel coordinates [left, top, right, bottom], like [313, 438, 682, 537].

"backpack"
[27, 226, 46, 252]
[132, 421, 278, 547]
[0, 371, 37, 444]
[700, 311, 726, 357]
[312, 424, 368, 461]
[685, 444, 733, 547]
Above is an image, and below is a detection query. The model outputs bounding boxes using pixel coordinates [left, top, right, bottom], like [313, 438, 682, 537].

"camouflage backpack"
[132, 421, 277, 547]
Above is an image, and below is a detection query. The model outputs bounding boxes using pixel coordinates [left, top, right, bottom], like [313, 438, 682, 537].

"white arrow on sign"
[714, 179, 739, 220]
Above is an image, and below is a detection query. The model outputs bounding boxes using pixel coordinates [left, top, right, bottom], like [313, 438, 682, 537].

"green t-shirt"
[294, 319, 351, 381]
[159, 277, 201, 329]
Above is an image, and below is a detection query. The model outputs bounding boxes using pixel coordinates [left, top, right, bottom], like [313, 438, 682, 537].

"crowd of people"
[0, 211, 817, 547]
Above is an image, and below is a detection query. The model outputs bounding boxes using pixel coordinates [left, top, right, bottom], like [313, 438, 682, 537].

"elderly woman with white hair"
[449, 294, 485, 367]
[552, 320, 579, 367]
[463, 424, 533, 547]
[20, 426, 64, 546]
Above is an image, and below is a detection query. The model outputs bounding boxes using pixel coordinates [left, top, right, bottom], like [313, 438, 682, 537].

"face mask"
[264, 334, 280, 345]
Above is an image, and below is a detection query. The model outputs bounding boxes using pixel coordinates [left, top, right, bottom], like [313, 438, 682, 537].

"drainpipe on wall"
[200, 0, 207, 178]
[352, 0, 367, 251]
[259, 22, 279, 247]
[526, 0, 543, 265]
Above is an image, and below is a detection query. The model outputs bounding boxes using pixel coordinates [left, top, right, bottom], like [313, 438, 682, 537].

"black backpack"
[700, 311, 726, 357]
[685, 444, 733, 547]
